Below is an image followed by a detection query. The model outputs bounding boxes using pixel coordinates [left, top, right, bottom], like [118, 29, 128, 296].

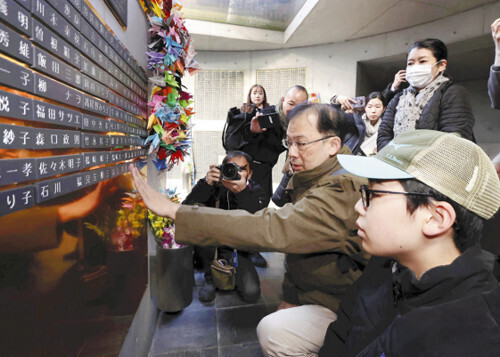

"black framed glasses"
[359, 185, 434, 208]
[282, 135, 335, 150]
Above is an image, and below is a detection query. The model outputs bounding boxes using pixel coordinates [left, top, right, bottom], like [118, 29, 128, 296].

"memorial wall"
[0, 1, 149, 355]
[0, 0, 148, 218]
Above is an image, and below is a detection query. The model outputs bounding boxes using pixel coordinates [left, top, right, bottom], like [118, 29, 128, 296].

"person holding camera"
[330, 92, 387, 156]
[223, 85, 309, 207]
[183, 151, 268, 303]
[223, 84, 279, 204]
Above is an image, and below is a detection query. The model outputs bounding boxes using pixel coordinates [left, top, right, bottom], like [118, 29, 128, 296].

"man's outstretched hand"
[129, 164, 180, 219]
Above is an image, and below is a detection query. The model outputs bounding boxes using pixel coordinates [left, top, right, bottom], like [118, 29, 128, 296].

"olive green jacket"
[176, 145, 368, 311]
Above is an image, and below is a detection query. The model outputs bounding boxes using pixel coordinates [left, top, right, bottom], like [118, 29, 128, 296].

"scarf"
[393, 73, 449, 136]
[360, 113, 381, 156]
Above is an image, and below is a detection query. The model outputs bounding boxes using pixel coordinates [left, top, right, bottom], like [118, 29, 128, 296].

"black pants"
[250, 161, 272, 206]
[194, 246, 261, 303]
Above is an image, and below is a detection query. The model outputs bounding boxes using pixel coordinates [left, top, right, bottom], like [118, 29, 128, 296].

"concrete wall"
[193, 1, 500, 157]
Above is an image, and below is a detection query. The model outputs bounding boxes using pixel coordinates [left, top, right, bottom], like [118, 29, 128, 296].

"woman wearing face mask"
[377, 38, 475, 150]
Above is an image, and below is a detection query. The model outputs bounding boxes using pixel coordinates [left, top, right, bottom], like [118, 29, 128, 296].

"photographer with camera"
[183, 151, 268, 303]
[223, 85, 309, 206]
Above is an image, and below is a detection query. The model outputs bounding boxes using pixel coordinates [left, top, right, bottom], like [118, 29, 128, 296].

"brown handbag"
[210, 247, 236, 290]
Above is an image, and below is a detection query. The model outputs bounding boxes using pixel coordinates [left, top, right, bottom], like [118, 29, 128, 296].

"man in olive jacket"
[130, 103, 368, 356]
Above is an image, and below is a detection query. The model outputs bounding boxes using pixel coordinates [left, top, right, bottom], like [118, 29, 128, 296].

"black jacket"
[342, 111, 366, 156]
[225, 105, 285, 165]
[319, 247, 500, 356]
[329, 103, 365, 156]
[183, 177, 267, 214]
[377, 81, 475, 150]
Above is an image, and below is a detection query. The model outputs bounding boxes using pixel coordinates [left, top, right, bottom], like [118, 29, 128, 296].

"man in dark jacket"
[319, 130, 500, 356]
[183, 151, 268, 303]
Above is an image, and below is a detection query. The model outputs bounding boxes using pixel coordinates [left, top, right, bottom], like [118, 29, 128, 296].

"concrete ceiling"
[184, 0, 496, 51]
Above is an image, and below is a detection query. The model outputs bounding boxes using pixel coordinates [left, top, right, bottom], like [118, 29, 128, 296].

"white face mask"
[406, 61, 441, 89]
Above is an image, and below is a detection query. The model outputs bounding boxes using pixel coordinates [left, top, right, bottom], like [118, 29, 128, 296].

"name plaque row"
[0, 0, 149, 218]
[0, 89, 148, 137]
[0, 148, 147, 186]
[0, 58, 147, 130]
[1, 0, 147, 111]
[0, 161, 136, 217]
[0, 123, 145, 149]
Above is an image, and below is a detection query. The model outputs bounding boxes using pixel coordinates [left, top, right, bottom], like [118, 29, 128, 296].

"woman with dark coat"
[377, 38, 475, 150]
[336, 92, 387, 157]
[223, 84, 285, 205]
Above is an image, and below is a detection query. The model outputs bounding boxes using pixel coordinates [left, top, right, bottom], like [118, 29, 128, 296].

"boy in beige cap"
[320, 129, 500, 356]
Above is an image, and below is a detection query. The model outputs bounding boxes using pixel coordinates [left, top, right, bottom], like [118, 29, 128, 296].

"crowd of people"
[132, 22, 500, 357]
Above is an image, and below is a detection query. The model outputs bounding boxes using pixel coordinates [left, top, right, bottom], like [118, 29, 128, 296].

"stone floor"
[148, 252, 285, 357]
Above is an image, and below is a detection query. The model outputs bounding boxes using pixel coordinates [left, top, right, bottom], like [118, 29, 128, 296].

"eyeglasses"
[282, 135, 334, 150]
[359, 185, 434, 208]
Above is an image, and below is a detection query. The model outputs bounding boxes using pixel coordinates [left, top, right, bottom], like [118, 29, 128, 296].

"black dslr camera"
[217, 162, 244, 181]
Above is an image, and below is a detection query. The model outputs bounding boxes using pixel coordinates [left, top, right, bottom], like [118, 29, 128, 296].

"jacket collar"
[287, 145, 351, 192]
[392, 247, 497, 308]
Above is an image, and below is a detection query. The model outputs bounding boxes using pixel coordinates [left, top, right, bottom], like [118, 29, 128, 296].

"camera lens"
[221, 163, 241, 180]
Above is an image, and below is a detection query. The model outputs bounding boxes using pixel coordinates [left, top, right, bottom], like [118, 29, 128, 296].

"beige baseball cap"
[338, 130, 500, 219]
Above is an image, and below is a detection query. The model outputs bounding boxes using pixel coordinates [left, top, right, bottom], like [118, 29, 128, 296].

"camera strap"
[214, 198, 238, 267]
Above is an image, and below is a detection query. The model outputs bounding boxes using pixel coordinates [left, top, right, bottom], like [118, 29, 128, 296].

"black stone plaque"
[80, 55, 111, 87]
[109, 163, 126, 178]
[108, 106, 124, 122]
[69, 0, 80, 12]
[0, 89, 33, 121]
[0, 21, 33, 64]
[14, 0, 31, 10]
[82, 167, 110, 187]
[45, 0, 81, 30]
[80, 35, 108, 73]
[79, 17, 92, 42]
[109, 150, 124, 163]
[82, 113, 109, 133]
[35, 153, 83, 179]
[109, 135, 143, 148]
[81, 4, 104, 45]
[0, 158, 36, 185]
[82, 93, 109, 117]
[32, 18, 80, 69]
[83, 151, 110, 168]
[81, 73, 108, 100]
[0, 185, 35, 217]
[123, 149, 139, 161]
[108, 118, 123, 133]
[33, 72, 83, 109]
[32, 46, 82, 88]
[82, 133, 109, 149]
[33, 99, 82, 128]
[35, 172, 83, 203]
[104, 0, 127, 27]
[31, 0, 81, 49]
[31, 127, 81, 149]
[0, 56, 34, 92]
[0, 123, 33, 149]
[0, 0, 31, 36]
